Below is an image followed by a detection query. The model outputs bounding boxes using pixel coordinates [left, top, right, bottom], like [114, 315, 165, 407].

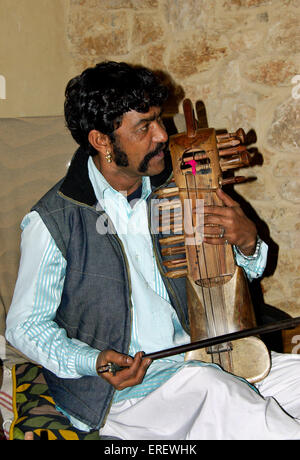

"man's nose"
[152, 120, 168, 143]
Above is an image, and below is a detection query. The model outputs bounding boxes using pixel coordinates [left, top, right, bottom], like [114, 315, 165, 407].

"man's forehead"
[120, 107, 162, 127]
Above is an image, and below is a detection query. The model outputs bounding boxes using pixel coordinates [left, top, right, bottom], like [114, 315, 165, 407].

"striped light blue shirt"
[6, 157, 268, 429]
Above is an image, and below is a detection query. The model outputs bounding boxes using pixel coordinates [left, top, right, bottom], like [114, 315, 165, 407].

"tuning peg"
[158, 222, 183, 233]
[216, 128, 246, 144]
[155, 186, 179, 198]
[220, 176, 247, 186]
[217, 139, 241, 149]
[159, 235, 185, 246]
[160, 212, 182, 224]
[220, 152, 251, 171]
[161, 246, 186, 256]
[163, 258, 188, 269]
[165, 268, 188, 279]
[155, 199, 182, 211]
[218, 145, 248, 157]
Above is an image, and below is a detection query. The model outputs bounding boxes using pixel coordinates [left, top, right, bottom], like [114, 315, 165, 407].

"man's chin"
[143, 156, 166, 176]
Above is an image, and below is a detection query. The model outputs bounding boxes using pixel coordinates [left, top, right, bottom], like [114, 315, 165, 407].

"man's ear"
[88, 130, 110, 153]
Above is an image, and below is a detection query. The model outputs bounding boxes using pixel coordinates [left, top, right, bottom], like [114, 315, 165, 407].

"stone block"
[245, 58, 296, 87]
[223, 0, 272, 9]
[279, 180, 300, 204]
[266, 15, 300, 54]
[168, 34, 227, 79]
[132, 13, 165, 47]
[273, 160, 300, 178]
[267, 97, 300, 153]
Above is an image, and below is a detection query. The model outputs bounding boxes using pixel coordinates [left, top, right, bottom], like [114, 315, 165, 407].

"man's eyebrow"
[134, 110, 163, 127]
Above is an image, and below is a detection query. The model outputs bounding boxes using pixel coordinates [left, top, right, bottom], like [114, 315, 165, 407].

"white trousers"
[100, 352, 300, 440]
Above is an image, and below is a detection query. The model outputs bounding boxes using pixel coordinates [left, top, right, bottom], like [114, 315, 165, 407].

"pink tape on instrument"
[186, 159, 197, 176]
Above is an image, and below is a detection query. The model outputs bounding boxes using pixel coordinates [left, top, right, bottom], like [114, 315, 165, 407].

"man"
[6, 61, 300, 440]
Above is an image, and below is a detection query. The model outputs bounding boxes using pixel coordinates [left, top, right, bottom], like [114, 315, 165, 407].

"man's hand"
[202, 188, 257, 255]
[96, 350, 152, 391]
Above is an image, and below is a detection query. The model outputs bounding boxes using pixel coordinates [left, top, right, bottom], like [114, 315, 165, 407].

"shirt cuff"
[233, 237, 268, 281]
[72, 340, 101, 377]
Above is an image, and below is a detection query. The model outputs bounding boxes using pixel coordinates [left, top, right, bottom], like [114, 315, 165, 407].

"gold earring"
[105, 150, 112, 163]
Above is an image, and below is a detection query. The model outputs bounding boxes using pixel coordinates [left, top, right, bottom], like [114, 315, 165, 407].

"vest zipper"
[100, 231, 134, 429]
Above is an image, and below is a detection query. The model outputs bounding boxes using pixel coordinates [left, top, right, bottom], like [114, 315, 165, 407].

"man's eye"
[139, 124, 149, 132]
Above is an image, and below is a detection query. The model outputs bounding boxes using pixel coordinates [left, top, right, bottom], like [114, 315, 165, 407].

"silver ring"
[219, 227, 225, 238]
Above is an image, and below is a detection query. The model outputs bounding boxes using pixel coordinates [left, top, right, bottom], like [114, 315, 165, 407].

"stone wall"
[66, 0, 300, 318]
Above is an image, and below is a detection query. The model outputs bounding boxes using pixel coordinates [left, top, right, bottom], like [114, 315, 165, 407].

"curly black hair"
[64, 61, 169, 156]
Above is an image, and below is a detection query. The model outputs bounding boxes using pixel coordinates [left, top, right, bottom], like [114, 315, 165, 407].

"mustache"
[138, 142, 167, 173]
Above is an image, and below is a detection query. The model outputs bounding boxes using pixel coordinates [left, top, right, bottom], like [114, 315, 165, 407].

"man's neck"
[92, 156, 143, 196]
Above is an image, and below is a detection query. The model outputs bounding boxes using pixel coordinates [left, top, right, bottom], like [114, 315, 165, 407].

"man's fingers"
[216, 188, 238, 207]
[99, 349, 133, 368]
[97, 350, 151, 390]
[111, 352, 152, 390]
[122, 351, 152, 377]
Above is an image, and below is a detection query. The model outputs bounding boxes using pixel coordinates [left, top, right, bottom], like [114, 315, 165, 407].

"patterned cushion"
[10, 363, 100, 440]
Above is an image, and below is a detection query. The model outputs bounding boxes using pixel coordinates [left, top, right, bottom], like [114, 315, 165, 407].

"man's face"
[110, 106, 168, 178]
